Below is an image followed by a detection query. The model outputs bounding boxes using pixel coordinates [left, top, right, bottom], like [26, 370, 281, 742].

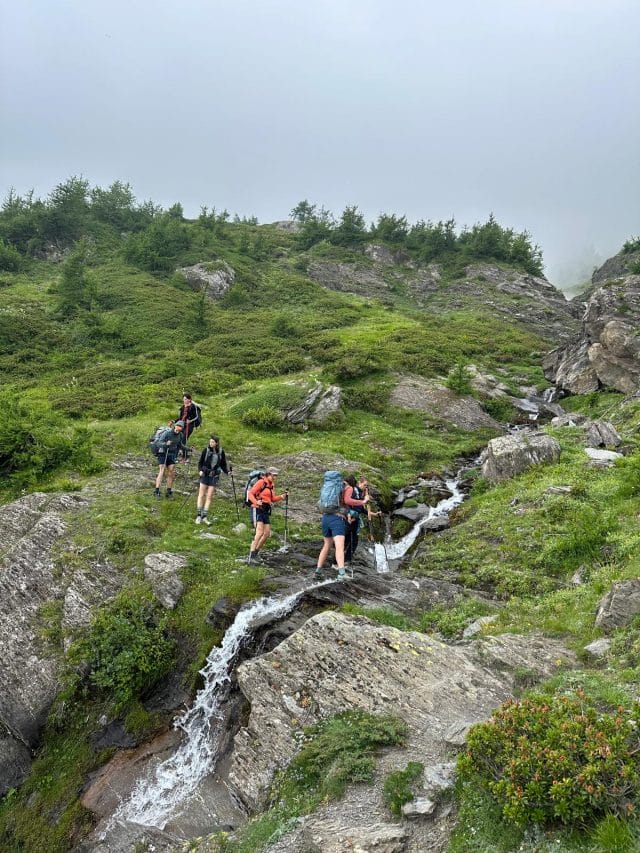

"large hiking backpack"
[192, 403, 202, 429]
[202, 448, 220, 474]
[243, 469, 266, 507]
[148, 426, 169, 455]
[318, 470, 344, 513]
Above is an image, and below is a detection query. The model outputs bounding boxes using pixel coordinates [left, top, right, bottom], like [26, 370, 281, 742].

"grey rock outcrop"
[544, 255, 640, 393]
[284, 381, 342, 426]
[0, 491, 124, 794]
[228, 612, 574, 813]
[177, 261, 235, 300]
[143, 552, 187, 610]
[390, 375, 502, 431]
[481, 431, 561, 482]
[595, 580, 640, 632]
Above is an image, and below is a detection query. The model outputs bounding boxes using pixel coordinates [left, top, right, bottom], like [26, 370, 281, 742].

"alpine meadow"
[2, 177, 640, 853]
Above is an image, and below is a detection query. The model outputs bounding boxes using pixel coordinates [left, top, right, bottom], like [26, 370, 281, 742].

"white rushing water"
[373, 477, 465, 572]
[110, 589, 308, 831]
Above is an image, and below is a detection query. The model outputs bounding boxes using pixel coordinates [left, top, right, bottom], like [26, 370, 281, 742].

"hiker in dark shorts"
[153, 420, 184, 498]
[316, 481, 369, 581]
[246, 468, 287, 563]
[195, 435, 228, 525]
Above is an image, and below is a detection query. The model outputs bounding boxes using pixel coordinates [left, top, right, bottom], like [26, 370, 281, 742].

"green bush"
[458, 692, 640, 827]
[0, 238, 24, 271]
[69, 587, 175, 712]
[446, 362, 473, 395]
[383, 761, 424, 817]
[0, 397, 99, 492]
[241, 405, 284, 429]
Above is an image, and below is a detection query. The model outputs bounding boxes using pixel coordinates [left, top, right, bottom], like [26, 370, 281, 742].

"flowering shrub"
[457, 692, 640, 827]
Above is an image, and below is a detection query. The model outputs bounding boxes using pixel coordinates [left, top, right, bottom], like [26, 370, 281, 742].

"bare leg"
[204, 485, 215, 512]
[255, 523, 271, 551]
[250, 521, 266, 553]
[196, 483, 207, 511]
[155, 464, 166, 489]
[166, 464, 176, 488]
[317, 537, 333, 568]
[334, 534, 346, 568]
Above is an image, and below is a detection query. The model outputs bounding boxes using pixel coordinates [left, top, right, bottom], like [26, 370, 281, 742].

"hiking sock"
[154, 487, 161, 498]
[166, 488, 173, 499]
[202, 511, 211, 526]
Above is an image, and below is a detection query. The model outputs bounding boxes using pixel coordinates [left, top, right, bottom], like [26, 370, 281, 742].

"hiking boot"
[154, 487, 161, 499]
[337, 568, 347, 581]
[195, 515, 201, 524]
[314, 567, 323, 581]
[202, 517, 212, 527]
[165, 489, 173, 499]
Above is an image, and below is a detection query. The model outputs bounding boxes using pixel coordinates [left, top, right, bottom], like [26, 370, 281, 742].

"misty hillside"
[1, 179, 640, 853]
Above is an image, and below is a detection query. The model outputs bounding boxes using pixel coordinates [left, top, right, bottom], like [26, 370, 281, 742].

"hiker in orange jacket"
[246, 468, 287, 563]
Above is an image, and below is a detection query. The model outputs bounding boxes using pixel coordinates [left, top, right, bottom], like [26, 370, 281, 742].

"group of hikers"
[149, 395, 381, 580]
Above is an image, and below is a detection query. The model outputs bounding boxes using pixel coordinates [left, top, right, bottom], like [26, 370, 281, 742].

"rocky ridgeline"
[307, 250, 579, 342]
[544, 249, 640, 394]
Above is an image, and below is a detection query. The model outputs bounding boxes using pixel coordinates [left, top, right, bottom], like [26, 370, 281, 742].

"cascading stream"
[110, 588, 312, 831]
[108, 472, 467, 832]
[373, 477, 465, 572]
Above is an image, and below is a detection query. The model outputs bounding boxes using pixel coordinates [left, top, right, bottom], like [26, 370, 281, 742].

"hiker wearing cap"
[344, 475, 374, 563]
[177, 393, 198, 462]
[246, 468, 287, 563]
[195, 435, 228, 525]
[153, 420, 185, 498]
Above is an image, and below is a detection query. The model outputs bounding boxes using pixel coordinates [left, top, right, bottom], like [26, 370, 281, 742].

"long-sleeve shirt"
[248, 476, 285, 508]
[342, 484, 368, 511]
[198, 446, 228, 475]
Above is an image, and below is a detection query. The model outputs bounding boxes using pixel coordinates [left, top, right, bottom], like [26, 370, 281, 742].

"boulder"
[585, 420, 622, 448]
[583, 639, 611, 659]
[595, 580, 640, 632]
[481, 432, 561, 482]
[176, 261, 235, 300]
[584, 447, 623, 467]
[284, 381, 342, 426]
[543, 340, 600, 394]
[143, 553, 187, 610]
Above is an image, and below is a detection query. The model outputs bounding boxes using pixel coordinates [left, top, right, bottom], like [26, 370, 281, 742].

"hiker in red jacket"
[246, 468, 287, 563]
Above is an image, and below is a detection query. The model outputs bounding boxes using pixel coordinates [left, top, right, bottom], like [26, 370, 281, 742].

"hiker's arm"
[220, 451, 229, 474]
[343, 487, 370, 508]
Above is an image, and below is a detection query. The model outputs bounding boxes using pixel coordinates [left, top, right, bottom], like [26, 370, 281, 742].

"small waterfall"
[373, 477, 465, 573]
[110, 589, 309, 831]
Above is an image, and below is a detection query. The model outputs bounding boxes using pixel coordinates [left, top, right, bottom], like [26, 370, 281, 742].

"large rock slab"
[481, 431, 561, 482]
[143, 552, 187, 610]
[228, 612, 574, 812]
[390, 375, 501, 431]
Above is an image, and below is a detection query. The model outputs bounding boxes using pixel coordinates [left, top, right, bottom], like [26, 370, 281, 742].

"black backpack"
[192, 403, 202, 429]
[148, 426, 169, 455]
[243, 470, 266, 507]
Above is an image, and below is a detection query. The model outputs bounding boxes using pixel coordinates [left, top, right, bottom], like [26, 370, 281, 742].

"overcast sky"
[1, 0, 639, 287]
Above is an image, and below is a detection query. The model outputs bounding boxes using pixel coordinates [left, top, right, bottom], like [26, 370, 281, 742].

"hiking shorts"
[322, 512, 347, 538]
[254, 506, 272, 525]
[199, 472, 220, 487]
[157, 451, 178, 466]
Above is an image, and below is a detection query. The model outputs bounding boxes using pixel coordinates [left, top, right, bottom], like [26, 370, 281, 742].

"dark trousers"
[345, 521, 359, 563]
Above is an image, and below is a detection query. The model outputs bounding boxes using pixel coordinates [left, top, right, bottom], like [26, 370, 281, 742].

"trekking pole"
[175, 478, 199, 518]
[229, 466, 240, 521]
[284, 492, 289, 548]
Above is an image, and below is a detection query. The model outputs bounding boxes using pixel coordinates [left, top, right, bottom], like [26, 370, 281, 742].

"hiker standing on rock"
[177, 393, 199, 462]
[195, 435, 229, 525]
[246, 468, 287, 563]
[343, 475, 373, 564]
[153, 420, 184, 498]
[315, 471, 369, 581]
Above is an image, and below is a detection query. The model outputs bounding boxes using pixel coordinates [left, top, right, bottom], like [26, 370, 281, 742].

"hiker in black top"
[153, 420, 184, 498]
[195, 435, 228, 526]
[177, 393, 198, 462]
[344, 475, 377, 563]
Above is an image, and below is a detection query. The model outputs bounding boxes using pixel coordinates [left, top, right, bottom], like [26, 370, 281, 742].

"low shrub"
[458, 691, 640, 827]
[383, 761, 424, 817]
[240, 405, 285, 429]
[68, 587, 175, 712]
